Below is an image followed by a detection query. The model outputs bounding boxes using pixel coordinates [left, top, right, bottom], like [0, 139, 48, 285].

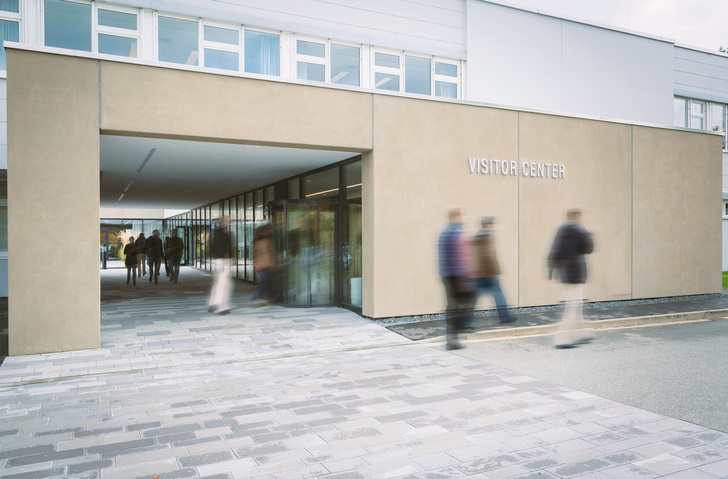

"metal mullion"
[198, 18, 203, 68]
[91, 1, 98, 53]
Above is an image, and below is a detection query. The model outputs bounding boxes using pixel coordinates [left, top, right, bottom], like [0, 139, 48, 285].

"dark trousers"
[442, 276, 476, 340]
[148, 256, 162, 279]
[170, 257, 181, 282]
[476, 276, 511, 323]
[126, 265, 136, 284]
[252, 268, 271, 301]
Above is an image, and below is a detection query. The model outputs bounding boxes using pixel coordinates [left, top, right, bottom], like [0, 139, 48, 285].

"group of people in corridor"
[439, 207, 594, 351]
[123, 229, 185, 285]
[122, 218, 278, 314]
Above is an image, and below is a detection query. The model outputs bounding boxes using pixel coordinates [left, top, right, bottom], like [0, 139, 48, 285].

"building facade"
[4, 0, 726, 354]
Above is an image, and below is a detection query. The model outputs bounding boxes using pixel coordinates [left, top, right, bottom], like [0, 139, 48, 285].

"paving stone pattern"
[1, 268, 728, 478]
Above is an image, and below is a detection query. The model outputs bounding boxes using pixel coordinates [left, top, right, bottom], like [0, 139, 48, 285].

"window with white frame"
[294, 37, 360, 86]
[435, 60, 458, 99]
[711, 103, 727, 150]
[0, 0, 19, 71]
[96, 5, 139, 58]
[44, 1, 140, 59]
[690, 100, 706, 129]
[45, 0, 91, 52]
[373, 49, 460, 98]
[202, 23, 239, 71]
[330, 43, 359, 86]
[295, 38, 325, 82]
[158, 15, 198, 66]
[373, 50, 401, 92]
[405, 54, 431, 95]
[244, 29, 279, 76]
[674, 97, 728, 151]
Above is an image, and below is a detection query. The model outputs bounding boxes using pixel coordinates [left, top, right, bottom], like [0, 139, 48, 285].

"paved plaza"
[1, 268, 728, 478]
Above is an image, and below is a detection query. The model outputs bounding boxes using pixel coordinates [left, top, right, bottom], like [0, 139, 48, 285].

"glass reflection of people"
[548, 208, 595, 349]
[124, 237, 137, 285]
[438, 207, 476, 350]
[251, 223, 276, 307]
[168, 229, 185, 283]
[209, 216, 234, 315]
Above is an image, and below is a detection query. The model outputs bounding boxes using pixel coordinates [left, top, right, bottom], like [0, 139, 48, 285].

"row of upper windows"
[674, 97, 728, 151]
[0, 0, 461, 99]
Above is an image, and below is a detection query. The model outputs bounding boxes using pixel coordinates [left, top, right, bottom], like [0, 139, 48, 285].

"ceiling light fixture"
[137, 148, 156, 173]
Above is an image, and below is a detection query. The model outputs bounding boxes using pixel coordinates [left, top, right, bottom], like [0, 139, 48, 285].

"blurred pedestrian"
[124, 237, 137, 285]
[145, 230, 164, 284]
[251, 223, 276, 306]
[164, 236, 171, 277]
[548, 208, 595, 349]
[209, 216, 234, 314]
[473, 216, 516, 325]
[135, 233, 147, 277]
[438, 207, 476, 350]
[167, 229, 185, 283]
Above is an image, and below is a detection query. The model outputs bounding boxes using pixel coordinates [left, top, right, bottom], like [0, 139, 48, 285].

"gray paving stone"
[178, 450, 235, 467]
[0, 467, 67, 479]
[75, 428, 124, 438]
[86, 438, 156, 454]
[7, 448, 84, 467]
[126, 421, 162, 432]
[547, 458, 612, 477]
[2, 269, 728, 479]
[0, 444, 55, 460]
[141, 424, 202, 437]
[68, 459, 114, 474]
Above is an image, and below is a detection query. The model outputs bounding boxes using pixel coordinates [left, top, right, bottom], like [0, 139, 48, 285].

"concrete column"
[7, 49, 100, 355]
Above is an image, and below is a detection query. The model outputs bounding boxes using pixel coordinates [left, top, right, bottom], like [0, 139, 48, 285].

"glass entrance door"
[272, 200, 337, 307]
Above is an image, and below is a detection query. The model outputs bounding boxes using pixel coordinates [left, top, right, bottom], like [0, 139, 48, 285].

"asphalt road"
[449, 319, 728, 433]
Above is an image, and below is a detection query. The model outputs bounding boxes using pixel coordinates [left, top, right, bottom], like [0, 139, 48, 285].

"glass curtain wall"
[166, 158, 362, 311]
[342, 162, 362, 307]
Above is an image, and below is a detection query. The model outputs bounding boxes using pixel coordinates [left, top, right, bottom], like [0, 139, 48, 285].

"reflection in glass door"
[272, 200, 336, 307]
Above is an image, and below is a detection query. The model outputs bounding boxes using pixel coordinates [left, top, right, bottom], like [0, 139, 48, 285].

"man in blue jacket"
[548, 208, 595, 349]
[438, 207, 476, 350]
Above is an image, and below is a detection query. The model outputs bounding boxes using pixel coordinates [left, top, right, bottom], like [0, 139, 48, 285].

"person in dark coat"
[135, 233, 147, 277]
[164, 236, 171, 277]
[209, 216, 234, 314]
[472, 216, 515, 325]
[438, 207, 476, 350]
[167, 229, 185, 283]
[548, 208, 595, 348]
[124, 238, 137, 285]
[145, 230, 164, 284]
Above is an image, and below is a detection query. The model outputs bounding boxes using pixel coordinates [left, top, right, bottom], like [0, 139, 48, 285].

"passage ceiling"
[100, 135, 359, 210]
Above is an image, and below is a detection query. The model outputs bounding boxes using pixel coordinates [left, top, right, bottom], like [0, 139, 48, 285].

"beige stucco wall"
[7, 49, 721, 352]
[517, 113, 633, 307]
[367, 95, 721, 318]
[99, 62, 373, 152]
[7, 50, 100, 354]
[632, 126, 722, 297]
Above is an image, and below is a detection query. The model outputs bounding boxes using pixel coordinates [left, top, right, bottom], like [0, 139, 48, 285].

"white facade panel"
[465, 1, 562, 112]
[674, 46, 728, 102]
[112, 0, 466, 58]
[675, 57, 711, 77]
[465, 1, 673, 124]
[560, 22, 673, 124]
